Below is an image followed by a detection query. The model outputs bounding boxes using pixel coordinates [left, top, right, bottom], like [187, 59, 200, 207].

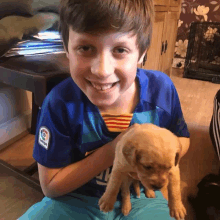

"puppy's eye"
[144, 165, 153, 170]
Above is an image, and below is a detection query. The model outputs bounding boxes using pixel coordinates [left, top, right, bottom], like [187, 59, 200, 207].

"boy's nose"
[91, 53, 114, 78]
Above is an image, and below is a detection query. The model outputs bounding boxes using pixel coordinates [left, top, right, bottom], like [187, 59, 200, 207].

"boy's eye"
[77, 45, 94, 54]
[114, 47, 128, 54]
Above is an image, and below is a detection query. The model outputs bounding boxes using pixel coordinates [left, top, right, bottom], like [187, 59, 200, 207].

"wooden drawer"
[169, 0, 181, 7]
[154, 0, 169, 6]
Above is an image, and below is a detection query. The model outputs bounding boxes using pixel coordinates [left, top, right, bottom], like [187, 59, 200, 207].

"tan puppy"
[99, 123, 186, 220]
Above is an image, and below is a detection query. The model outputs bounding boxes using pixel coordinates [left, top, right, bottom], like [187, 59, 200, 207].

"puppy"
[98, 123, 186, 220]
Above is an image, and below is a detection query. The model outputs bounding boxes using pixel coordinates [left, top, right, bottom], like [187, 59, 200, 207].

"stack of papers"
[2, 31, 65, 57]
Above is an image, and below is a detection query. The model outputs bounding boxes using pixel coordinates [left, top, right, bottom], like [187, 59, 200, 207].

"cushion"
[0, 12, 59, 57]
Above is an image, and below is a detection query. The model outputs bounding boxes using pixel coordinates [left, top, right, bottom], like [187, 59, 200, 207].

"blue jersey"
[33, 68, 190, 198]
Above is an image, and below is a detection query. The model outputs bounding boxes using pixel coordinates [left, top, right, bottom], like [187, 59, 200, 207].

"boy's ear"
[65, 51, 69, 59]
[63, 44, 69, 59]
[138, 51, 147, 64]
[65, 47, 70, 59]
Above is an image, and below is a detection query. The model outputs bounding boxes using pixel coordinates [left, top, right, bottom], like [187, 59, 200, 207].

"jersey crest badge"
[38, 126, 50, 150]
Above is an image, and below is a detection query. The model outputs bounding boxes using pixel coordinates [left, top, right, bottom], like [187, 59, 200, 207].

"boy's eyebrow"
[73, 38, 92, 44]
[73, 38, 133, 47]
[69, 31, 136, 48]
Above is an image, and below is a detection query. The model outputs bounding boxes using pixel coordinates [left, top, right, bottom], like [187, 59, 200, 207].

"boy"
[19, 0, 190, 219]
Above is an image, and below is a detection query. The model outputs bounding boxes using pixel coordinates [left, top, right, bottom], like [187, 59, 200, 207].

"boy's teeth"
[91, 82, 114, 91]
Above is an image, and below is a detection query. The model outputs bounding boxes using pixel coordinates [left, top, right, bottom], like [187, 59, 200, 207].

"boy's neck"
[98, 79, 139, 115]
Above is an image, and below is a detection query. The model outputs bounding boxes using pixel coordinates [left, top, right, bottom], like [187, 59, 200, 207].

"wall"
[0, 84, 31, 125]
[0, 84, 32, 148]
[173, 0, 220, 68]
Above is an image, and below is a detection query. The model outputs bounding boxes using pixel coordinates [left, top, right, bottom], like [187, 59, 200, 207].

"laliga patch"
[38, 126, 50, 150]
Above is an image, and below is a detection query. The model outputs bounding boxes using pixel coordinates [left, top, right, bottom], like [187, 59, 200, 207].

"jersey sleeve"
[33, 90, 82, 168]
[169, 83, 190, 138]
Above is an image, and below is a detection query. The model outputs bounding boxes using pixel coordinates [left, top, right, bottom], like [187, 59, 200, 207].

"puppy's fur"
[99, 123, 186, 220]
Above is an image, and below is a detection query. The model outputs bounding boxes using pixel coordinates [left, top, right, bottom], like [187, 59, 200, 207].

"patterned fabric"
[210, 89, 220, 160]
[101, 114, 133, 132]
[33, 68, 190, 198]
[173, 0, 220, 68]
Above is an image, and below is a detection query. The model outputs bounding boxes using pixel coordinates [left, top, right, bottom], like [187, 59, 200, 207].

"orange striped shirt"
[101, 113, 133, 132]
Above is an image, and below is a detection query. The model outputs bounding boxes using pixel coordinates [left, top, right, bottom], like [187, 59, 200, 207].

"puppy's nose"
[151, 184, 163, 190]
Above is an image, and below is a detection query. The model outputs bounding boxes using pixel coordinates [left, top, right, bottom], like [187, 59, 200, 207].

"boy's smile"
[66, 29, 145, 113]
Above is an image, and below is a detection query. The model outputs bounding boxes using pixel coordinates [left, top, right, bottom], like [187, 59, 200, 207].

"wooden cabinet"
[154, 0, 170, 6]
[169, 0, 181, 7]
[140, 0, 181, 76]
[143, 11, 166, 72]
[161, 10, 179, 74]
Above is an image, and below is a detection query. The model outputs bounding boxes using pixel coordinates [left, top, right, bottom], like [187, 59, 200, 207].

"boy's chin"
[88, 96, 118, 112]
[91, 100, 116, 112]
[85, 89, 120, 111]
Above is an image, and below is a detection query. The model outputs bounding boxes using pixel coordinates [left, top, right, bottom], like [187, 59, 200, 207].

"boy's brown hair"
[59, 0, 154, 59]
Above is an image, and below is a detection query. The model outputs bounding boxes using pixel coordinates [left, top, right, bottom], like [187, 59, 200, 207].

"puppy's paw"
[169, 202, 187, 220]
[145, 189, 155, 198]
[98, 194, 116, 213]
[133, 180, 141, 198]
[121, 201, 132, 216]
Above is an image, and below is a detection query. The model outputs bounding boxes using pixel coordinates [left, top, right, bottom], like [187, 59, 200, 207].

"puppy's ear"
[122, 141, 137, 166]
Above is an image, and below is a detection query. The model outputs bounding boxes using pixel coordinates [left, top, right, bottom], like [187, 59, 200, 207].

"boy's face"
[66, 28, 145, 112]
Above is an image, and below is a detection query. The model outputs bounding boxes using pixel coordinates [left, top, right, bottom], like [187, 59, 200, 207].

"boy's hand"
[108, 124, 139, 158]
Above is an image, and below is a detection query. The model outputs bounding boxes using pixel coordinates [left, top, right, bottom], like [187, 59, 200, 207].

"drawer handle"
[164, 40, 168, 53]
[161, 42, 165, 55]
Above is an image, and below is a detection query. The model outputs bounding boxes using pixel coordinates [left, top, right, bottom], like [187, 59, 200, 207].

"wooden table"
[0, 53, 70, 187]
[0, 53, 70, 134]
